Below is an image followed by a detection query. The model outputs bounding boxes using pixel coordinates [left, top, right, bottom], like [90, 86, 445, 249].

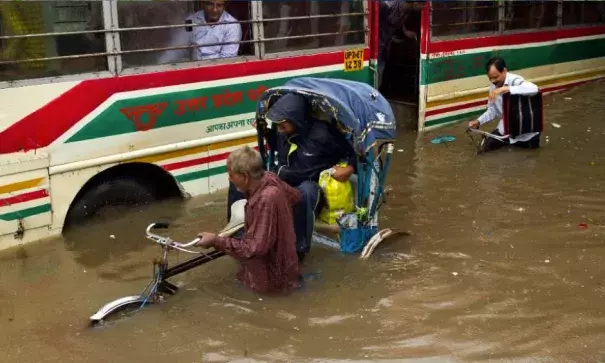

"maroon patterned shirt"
[213, 172, 301, 293]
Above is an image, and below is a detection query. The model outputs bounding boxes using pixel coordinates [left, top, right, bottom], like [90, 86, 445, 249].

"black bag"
[503, 91, 544, 138]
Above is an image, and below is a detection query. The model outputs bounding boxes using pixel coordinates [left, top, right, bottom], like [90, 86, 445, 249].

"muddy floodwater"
[1, 80, 605, 363]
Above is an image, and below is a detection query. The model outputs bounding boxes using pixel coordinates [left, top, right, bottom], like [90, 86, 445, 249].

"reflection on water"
[1, 81, 605, 362]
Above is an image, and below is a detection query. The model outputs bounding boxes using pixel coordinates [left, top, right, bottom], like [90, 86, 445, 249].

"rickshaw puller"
[198, 146, 301, 293]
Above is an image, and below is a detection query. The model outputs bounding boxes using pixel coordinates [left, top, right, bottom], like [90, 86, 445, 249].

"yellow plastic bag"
[318, 167, 355, 225]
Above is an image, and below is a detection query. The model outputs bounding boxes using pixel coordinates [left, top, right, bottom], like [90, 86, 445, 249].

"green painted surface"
[421, 37, 605, 85]
[425, 110, 484, 128]
[175, 165, 227, 183]
[0, 204, 51, 221]
[67, 69, 371, 143]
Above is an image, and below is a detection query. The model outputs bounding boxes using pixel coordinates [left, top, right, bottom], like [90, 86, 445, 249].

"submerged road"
[1, 80, 604, 362]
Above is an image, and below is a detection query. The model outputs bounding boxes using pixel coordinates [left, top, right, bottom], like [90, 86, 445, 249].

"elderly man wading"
[196, 146, 302, 294]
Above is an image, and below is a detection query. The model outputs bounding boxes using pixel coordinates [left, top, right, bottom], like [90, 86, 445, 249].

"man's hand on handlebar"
[468, 120, 480, 129]
[196, 232, 216, 248]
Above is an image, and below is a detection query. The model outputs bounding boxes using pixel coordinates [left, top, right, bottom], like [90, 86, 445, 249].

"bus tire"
[65, 177, 159, 228]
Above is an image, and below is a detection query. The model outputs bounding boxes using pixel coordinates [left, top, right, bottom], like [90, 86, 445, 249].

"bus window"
[563, 1, 605, 26]
[504, 1, 558, 30]
[0, 1, 106, 82]
[431, 1, 499, 38]
[117, 0, 252, 68]
[262, 0, 365, 54]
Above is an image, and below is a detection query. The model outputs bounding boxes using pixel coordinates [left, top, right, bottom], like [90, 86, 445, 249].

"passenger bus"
[0, 0, 372, 249]
[1, 0, 605, 251]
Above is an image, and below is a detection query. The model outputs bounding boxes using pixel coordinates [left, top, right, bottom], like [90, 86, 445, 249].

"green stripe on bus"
[422, 37, 605, 85]
[67, 68, 371, 143]
[424, 110, 484, 128]
[175, 165, 227, 183]
[0, 204, 51, 221]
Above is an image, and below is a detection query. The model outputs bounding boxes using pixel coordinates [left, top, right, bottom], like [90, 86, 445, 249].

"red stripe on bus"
[0, 50, 368, 155]
[425, 100, 486, 117]
[0, 189, 48, 207]
[542, 79, 591, 94]
[429, 25, 605, 54]
[425, 78, 596, 119]
[162, 146, 260, 172]
[163, 152, 229, 172]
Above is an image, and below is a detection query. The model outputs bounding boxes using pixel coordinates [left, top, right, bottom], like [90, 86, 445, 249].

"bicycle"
[89, 200, 246, 324]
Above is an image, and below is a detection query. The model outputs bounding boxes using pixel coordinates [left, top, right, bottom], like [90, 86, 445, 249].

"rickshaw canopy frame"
[255, 77, 397, 157]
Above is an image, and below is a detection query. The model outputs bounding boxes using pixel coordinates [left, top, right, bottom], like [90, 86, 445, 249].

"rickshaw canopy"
[256, 77, 397, 155]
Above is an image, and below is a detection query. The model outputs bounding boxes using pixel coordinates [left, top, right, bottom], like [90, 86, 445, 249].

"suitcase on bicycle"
[502, 91, 544, 138]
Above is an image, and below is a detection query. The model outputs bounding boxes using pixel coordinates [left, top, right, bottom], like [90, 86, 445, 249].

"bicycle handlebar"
[145, 222, 202, 253]
[146, 222, 165, 235]
[173, 238, 201, 248]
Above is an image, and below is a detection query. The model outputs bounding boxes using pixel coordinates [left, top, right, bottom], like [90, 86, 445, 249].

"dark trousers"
[227, 180, 321, 262]
[481, 129, 541, 153]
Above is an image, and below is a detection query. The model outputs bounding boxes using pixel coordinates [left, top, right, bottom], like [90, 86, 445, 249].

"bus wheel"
[64, 177, 160, 229]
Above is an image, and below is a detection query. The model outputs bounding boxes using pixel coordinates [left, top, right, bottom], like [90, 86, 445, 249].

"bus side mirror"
[185, 19, 193, 32]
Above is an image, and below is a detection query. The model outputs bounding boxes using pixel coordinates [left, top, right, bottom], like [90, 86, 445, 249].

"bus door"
[378, 1, 425, 129]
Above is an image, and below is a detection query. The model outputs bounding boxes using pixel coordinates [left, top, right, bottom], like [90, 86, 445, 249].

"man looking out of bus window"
[159, 0, 242, 63]
[196, 146, 301, 294]
[468, 57, 541, 153]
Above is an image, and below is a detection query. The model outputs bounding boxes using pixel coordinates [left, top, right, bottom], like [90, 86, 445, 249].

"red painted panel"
[420, 2, 430, 55]
[0, 189, 48, 207]
[0, 50, 368, 154]
[429, 25, 605, 54]
[425, 100, 486, 117]
[426, 78, 596, 119]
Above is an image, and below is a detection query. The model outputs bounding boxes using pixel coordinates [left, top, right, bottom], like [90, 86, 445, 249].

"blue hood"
[265, 93, 309, 132]
[258, 77, 396, 154]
